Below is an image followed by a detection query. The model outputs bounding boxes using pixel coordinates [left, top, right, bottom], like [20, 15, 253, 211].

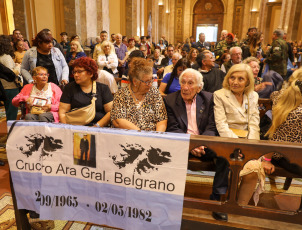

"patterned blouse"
[272, 104, 302, 143]
[111, 86, 167, 131]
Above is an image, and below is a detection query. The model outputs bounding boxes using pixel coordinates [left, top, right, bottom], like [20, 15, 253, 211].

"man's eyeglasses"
[138, 78, 153, 85]
[72, 70, 86, 75]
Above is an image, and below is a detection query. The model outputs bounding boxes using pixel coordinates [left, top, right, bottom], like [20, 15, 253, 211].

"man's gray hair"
[273, 29, 284, 38]
[230, 46, 242, 55]
[179, 68, 204, 89]
[221, 30, 228, 35]
[172, 52, 182, 60]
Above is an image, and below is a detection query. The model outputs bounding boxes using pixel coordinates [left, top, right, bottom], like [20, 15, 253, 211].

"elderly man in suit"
[164, 68, 229, 222]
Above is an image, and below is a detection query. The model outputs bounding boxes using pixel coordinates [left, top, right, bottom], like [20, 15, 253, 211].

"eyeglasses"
[35, 73, 49, 77]
[72, 70, 86, 75]
[138, 78, 153, 85]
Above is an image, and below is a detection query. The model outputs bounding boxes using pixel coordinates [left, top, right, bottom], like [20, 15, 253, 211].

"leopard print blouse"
[111, 86, 167, 131]
[272, 104, 302, 143]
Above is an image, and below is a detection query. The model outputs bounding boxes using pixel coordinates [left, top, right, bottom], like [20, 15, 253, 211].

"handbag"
[65, 81, 97, 125]
[30, 106, 45, 115]
[229, 128, 248, 138]
[229, 96, 251, 139]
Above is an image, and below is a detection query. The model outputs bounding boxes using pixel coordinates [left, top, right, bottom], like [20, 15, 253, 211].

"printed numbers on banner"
[34, 191, 78, 208]
[95, 201, 152, 222]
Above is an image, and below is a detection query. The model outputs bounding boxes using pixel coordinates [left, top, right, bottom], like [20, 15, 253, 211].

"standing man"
[161, 35, 169, 47]
[197, 52, 225, 93]
[164, 68, 229, 222]
[215, 33, 238, 59]
[93, 31, 109, 61]
[193, 33, 211, 52]
[265, 29, 288, 79]
[140, 36, 151, 54]
[60, 32, 69, 50]
[12, 29, 30, 50]
[80, 135, 89, 165]
[111, 34, 116, 43]
[221, 47, 242, 74]
[139, 45, 148, 58]
[114, 33, 128, 78]
[157, 45, 174, 78]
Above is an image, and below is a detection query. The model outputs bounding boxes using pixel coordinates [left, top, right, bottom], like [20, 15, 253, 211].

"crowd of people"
[0, 26, 302, 223]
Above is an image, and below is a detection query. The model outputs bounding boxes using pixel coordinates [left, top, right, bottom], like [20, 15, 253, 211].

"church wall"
[33, 0, 57, 37]
[109, 0, 122, 35]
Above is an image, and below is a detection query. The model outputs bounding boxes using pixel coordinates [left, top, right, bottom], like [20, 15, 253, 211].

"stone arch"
[192, 0, 225, 41]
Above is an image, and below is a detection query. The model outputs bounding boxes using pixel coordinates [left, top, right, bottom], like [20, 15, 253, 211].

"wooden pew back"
[185, 135, 302, 225]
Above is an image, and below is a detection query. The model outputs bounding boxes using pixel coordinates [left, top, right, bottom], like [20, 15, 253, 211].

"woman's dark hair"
[219, 52, 230, 66]
[13, 40, 23, 51]
[32, 30, 53, 47]
[164, 58, 189, 94]
[70, 35, 79, 42]
[73, 57, 98, 81]
[0, 35, 14, 57]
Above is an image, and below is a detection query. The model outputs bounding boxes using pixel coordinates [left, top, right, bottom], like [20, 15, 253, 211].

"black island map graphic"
[17, 134, 63, 160]
[109, 143, 172, 175]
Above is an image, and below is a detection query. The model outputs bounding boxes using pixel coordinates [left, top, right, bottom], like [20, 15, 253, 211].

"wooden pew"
[184, 135, 302, 226]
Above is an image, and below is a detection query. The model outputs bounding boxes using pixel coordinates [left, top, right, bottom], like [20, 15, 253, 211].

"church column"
[154, 0, 159, 41]
[278, 0, 287, 30]
[224, 0, 234, 33]
[183, 0, 192, 40]
[96, 0, 110, 34]
[241, 0, 252, 39]
[283, 0, 297, 40]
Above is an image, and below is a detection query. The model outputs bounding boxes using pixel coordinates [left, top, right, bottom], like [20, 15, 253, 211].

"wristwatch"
[95, 123, 100, 127]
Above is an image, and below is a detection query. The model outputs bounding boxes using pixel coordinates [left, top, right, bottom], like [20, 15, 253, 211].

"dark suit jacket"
[192, 41, 211, 51]
[164, 90, 217, 136]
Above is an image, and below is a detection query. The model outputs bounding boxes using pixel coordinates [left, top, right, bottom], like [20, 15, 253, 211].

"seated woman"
[243, 57, 283, 98]
[59, 57, 113, 127]
[214, 63, 260, 139]
[12, 66, 62, 122]
[97, 41, 118, 76]
[66, 40, 86, 82]
[21, 30, 68, 85]
[157, 39, 166, 51]
[187, 48, 198, 67]
[111, 57, 167, 131]
[238, 71, 302, 206]
[159, 58, 189, 96]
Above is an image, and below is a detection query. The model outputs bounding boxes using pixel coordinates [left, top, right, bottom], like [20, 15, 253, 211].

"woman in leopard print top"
[111, 57, 167, 131]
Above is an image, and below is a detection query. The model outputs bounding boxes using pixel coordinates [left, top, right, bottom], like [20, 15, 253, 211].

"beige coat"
[213, 88, 260, 140]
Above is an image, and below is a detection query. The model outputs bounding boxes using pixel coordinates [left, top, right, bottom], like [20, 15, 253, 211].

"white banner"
[7, 121, 190, 230]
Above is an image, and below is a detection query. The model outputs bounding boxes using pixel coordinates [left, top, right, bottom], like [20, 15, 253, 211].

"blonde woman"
[214, 63, 259, 139]
[238, 69, 302, 206]
[66, 40, 86, 82]
[97, 41, 118, 76]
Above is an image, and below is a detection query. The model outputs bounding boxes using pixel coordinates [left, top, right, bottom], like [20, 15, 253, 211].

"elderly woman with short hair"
[214, 63, 260, 139]
[243, 56, 283, 98]
[111, 57, 167, 131]
[97, 41, 118, 76]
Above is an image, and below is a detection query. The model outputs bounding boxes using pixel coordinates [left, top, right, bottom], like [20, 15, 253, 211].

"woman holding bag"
[59, 57, 113, 126]
[213, 63, 260, 139]
[12, 66, 62, 122]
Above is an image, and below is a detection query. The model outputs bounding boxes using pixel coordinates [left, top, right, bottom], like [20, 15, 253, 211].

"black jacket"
[164, 90, 217, 136]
